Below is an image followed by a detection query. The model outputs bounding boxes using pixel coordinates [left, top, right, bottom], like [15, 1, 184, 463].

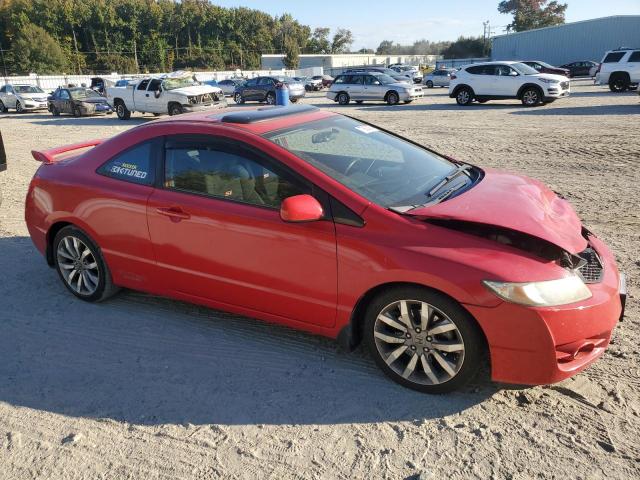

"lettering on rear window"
[97, 141, 155, 186]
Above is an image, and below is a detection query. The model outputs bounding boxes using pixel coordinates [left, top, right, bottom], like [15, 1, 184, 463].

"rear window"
[97, 141, 155, 186]
[603, 52, 625, 63]
[628, 51, 640, 62]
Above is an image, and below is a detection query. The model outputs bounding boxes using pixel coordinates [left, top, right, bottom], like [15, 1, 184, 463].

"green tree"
[11, 23, 67, 74]
[498, 0, 567, 32]
[376, 40, 395, 55]
[307, 27, 331, 54]
[331, 28, 353, 53]
[442, 36, 486, 59]
[283, 37, 300, 69]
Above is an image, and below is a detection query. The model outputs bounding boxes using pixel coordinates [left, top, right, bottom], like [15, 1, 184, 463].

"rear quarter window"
[466, 65, 486, 75]
[97, 141, 155, 186]
[603, 52, 625, 63]
[628, 51, 640, 62]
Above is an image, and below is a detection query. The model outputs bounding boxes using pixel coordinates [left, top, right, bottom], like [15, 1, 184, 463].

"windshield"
[162, 76, 199, 90]
[511, 62, 540, 75]
[264, 116, 456, 208]
[69, 88, 102, 100]
[15, 85, 44, 94]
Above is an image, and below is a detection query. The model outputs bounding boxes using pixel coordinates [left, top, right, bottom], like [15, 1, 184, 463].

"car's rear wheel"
[234, 92, 245, 104]
[364, 286, 485, 393]
[521, 87, 542, 106]
[455, 87, 473, 106]
[53, 226, 119, 302]
[386, 91, 399, 106]
[115, 102, 131, 120]
[426, 80, 434, 88]
[609, 74, 630, 92]
[337, 92, 350, 105]
[265, 92, 276, 105]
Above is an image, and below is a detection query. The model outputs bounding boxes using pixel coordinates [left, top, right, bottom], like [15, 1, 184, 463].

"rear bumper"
[466, 234, 622, 385]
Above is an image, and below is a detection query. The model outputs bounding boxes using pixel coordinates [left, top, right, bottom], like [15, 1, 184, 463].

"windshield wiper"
[426, 164, 472, 198]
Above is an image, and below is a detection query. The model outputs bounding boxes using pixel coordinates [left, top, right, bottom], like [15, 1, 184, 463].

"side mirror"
[280, 194, 323, 223]
[508, 71, 518, 76]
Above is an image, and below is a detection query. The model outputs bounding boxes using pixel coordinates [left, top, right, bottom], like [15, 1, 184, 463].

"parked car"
[344, 67, 412, 83]
[48, 87, 113, 116]
[595, 48, 640, 92]
[0, 84, 49, 113]
[105, 71, 225, 119]
[318, 75, 334, 87]
[299, 76, 322, 91]
[233, 76, 305, 104]
[521, 61, 570, 77]
[217, 79, 245, 96]
[559, 60, 599, 78]
[389, 64, 423, 83]
[328, 72, 423, 105]
[89, 77, 116, 95]
[25, 104, 625, 393]
[449, 61, 570, 106]
[423, 69, 456, 88]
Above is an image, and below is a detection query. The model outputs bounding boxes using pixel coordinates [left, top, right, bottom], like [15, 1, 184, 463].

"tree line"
[0, 0, 566, 76]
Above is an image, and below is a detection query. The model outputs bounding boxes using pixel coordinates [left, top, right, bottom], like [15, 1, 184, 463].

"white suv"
[449, 61, 570, 107]
[595, 48, 640, 92]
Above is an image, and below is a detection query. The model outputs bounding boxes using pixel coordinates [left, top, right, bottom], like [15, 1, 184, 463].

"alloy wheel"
[16, 101, 23, 113]
[523, 89, 539, 105]
[457, 90, 470, 105]
[373, 299, 465, 385]
[56, 235, 100, 296]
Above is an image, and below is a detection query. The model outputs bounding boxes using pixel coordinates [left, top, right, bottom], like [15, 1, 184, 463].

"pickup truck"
[105, 71, 225, 119]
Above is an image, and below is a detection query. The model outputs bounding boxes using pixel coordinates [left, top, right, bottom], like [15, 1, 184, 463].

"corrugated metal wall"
[492, 16, 640, 66]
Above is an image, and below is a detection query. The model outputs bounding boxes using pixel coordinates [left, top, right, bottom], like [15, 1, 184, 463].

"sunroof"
[218, 105, 319, 124]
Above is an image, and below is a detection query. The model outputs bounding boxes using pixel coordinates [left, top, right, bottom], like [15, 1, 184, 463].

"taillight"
[450, 74, 457, 80]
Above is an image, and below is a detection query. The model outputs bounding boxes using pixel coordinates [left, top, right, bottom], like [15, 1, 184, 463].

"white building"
[261, 53, 441, 73]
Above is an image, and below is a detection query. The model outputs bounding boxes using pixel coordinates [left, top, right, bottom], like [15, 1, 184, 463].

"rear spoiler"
[31, 139, 103, 164]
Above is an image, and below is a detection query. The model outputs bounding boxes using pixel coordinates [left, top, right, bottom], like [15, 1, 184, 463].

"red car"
[25, 105, 626, 393]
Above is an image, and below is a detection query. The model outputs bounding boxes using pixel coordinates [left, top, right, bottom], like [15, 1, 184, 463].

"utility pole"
[482, 21, 490, 57]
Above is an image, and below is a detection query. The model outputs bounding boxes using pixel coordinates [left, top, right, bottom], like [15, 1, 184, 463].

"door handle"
[145, 93, 149, 97]
[156, 206, 191, 221]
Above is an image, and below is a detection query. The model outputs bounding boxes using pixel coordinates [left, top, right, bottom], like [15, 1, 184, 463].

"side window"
[352, 75, 364, 85]
[6, 85, 14, 94]
[59, 90, 70, 100]
[364, 75, 379, 85]
[0, 85, 5, 93]
[466, 65, 485, 75]
[164, 138, 309, 208]
[137, 79, 150, 90]
[333, 75, 345, 84]
[97, 141, 156, 186]
[603, 52, 625, 63]
[148, 79, 162, 91]
[628, 51, 640, 62]
[245, 78, 258, 87]
[258, 77, 273, 86]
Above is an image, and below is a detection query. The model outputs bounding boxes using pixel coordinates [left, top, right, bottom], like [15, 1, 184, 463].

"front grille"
[577, 247, 603, 283]
[189, 93, 216, 104]
[560, 81, 569, 90]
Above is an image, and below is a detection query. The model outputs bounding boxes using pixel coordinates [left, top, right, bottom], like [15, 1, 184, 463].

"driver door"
[362, 74, 383, 100]
[492, 65, 519, 96]
[140, 78, 162, 112]
[4, 85, 17, 108]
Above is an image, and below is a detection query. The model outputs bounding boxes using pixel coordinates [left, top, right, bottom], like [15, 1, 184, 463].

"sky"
[214, 0, 640, 49]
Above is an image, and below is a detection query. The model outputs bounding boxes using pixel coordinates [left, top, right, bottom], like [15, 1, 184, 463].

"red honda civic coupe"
[25, 105, 626, 393]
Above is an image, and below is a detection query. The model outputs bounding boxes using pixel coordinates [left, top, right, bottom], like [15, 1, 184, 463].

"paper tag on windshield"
[355, 125, 378, 134]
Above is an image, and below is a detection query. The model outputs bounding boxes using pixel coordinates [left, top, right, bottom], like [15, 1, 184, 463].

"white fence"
[0, 69, 296, 91]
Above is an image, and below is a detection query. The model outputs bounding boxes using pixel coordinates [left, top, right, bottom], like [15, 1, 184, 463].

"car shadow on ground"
[0, 112, 155, 126]
[511, 104, 640, 116]
[338, 102, 519, 112]
[0, 235, 497, 426]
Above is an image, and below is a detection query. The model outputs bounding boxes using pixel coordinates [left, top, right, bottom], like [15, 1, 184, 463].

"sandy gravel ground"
[0, 81, 639, 480]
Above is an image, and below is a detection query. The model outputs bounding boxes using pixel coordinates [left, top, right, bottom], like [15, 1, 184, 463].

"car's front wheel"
[426, 80, 434, 88]
[265, 92, 276, 105]
[115, 102, 131, 120]
[53, 226, 119, 302]
[234, 92, 245, 104]
[168, 103, 183, 116]
[521, 87, 542, 106]
[364, 286, 485, 393]
[337, 92, 350, 105]
[386, 91, 400, 106]
[15, 100, 24, 113]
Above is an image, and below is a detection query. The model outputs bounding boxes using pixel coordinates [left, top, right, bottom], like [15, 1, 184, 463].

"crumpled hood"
[406, 168, 587, 254]
[171, 85, 223, 96]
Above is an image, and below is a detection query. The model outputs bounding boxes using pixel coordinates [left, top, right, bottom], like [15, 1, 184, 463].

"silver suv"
[595, 48, 640, 92]
[327, 72, 423, 106]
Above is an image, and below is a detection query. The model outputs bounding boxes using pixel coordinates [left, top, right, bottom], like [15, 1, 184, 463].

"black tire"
[290, 98, 299, 103]
[609, 74, 630, 92]
[355, 100, 363, 104]
[15, 100, 24, 113]
[234, 92, 245, 104]
[0, 100, 7, 113]
[168, 103, 183, 116]
[72, 105, 82, 117]
[520, 87, 542, 106]
[455, 86, 473, 106]
[51, 105, 60, 116]
[337, 92, 350, 105]
[386, 91, 400, 106]
[115, 102, 131, 120]
[265, 92, 276, 105]
[426, 80, 434, 88]
[363, 286, 486, 393]
[53, 226, 119, 303]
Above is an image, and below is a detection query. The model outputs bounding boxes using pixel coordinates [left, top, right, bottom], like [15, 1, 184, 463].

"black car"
[233, 76, 305, 104]
[559, 61, 599, 78]
[48, 87, 113, 116]
[522, 61, 569, 77]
